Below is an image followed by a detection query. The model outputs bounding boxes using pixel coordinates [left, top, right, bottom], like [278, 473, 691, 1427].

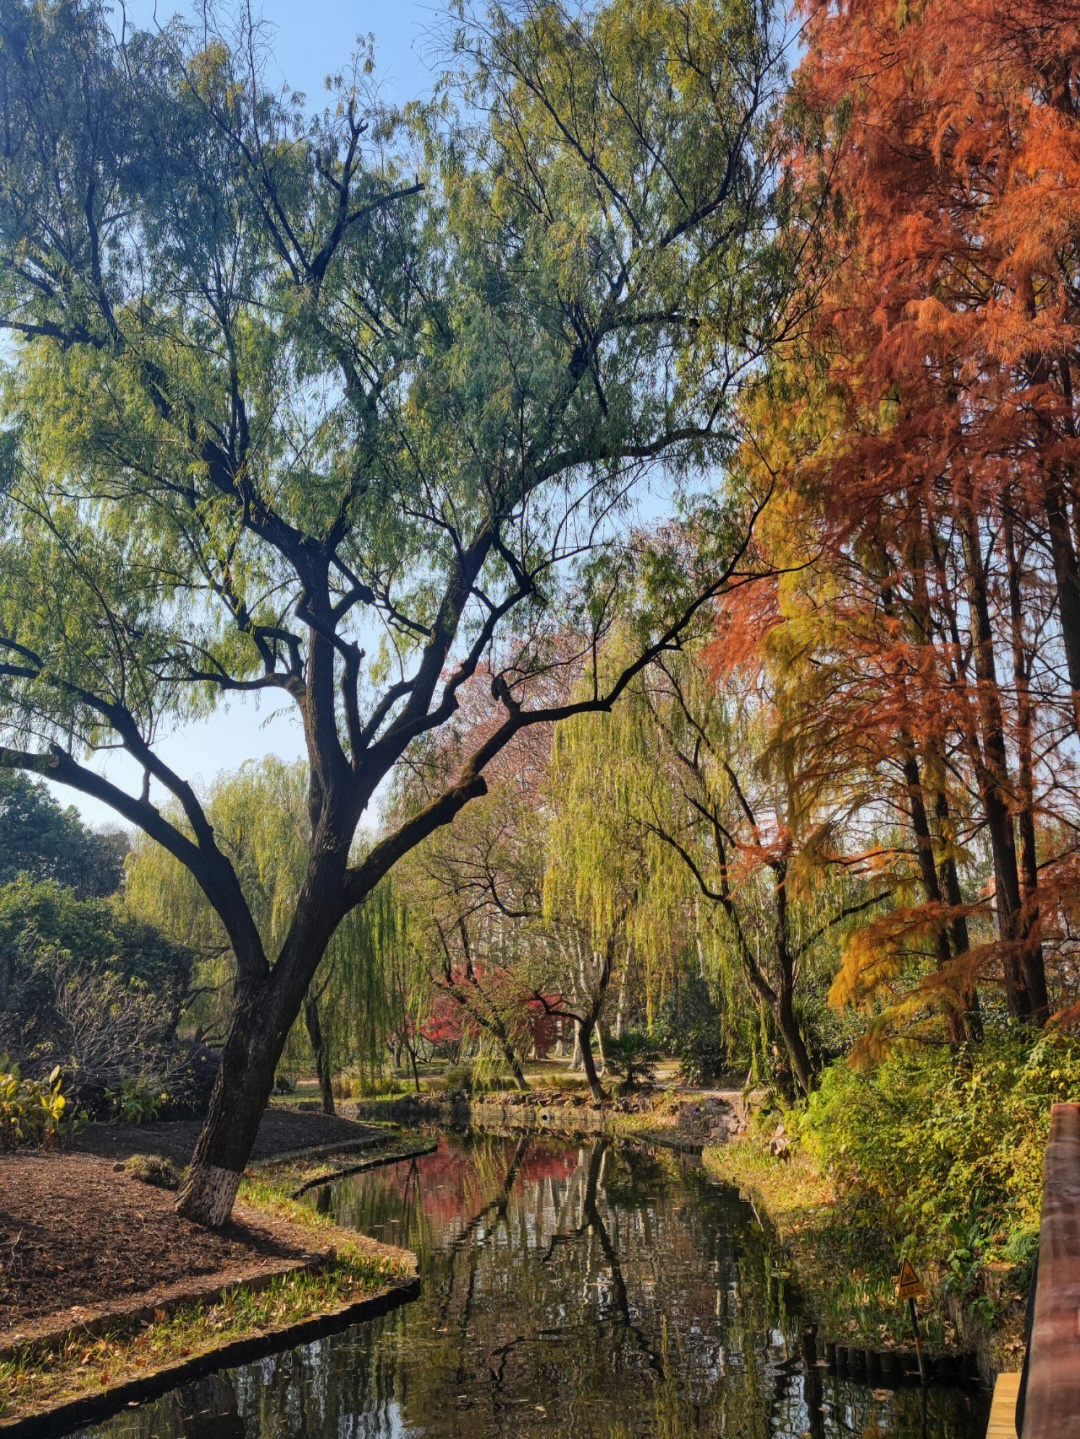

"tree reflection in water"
[71, 1132, 988, 1439]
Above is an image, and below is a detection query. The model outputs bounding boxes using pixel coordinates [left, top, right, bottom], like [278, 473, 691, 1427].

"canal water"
[72, 1131, 990, 1439]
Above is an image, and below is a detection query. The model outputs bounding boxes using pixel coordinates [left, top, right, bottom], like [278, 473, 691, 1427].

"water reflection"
[71, 1132, 989, 1439]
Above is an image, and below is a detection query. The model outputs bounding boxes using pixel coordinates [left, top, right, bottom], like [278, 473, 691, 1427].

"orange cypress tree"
[754, 1, 1080, 1034]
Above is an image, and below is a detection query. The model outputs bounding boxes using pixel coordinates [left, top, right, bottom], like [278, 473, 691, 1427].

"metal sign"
[896, 1258, 927, 1300]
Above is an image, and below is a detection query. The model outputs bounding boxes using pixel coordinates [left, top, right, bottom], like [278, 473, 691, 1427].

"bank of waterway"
[67, 1128, 989, 1439]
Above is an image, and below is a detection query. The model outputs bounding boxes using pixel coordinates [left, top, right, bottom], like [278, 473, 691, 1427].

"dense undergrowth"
[800, 1030, 1072, 1289]
[707, 1026, 1077, 1365]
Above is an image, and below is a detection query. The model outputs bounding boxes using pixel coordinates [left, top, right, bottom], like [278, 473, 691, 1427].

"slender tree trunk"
[934, 783, 984, 1042]
[773, 987, 814, 1097]
[569, 1024, 582, 1072]
[442, 986, 529, 1091]
[899, 732, 967, 1043]
[501, 1035, 529, 1091]
[614, 956, 629, 1040]
[577, 1015, 605, 1102]
[1006, 519, 1050, 1023]
[960, 513, 1033, 1020]
[1041, 469, 1080, 733]
[773, 868, 815, 1094]
[895, 523, 974, 1042]
[304, 994, 335, 1116]
[405, 1035, 421, 1093]
[923, 518, 985, 1038]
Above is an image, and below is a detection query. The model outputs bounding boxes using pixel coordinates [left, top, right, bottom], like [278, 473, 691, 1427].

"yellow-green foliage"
[0, 1060, 70, 1150]
[543, 660, 692, 1021]
[800, 1029, 1080, 1281]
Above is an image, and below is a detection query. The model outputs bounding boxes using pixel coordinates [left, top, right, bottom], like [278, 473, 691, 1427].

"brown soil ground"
[1, 1110, 385, 1335]
[0, 1152, 308, 1334]
[73, 1106, 381, 1168]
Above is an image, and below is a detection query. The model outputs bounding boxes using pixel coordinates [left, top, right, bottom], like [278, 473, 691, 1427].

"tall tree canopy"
[729, 0, 1080, 1042]
[0, 0, 795, 1221]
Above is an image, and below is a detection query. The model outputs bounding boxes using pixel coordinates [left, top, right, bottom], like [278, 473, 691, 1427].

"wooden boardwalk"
[987, 1373, 1020, 1439]
[1023, 1104, 1080, 1437]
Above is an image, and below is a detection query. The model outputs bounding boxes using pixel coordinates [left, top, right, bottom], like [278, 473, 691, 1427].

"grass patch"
[245, 1138, 438, 1200]
[703, 1137, 963, 1353]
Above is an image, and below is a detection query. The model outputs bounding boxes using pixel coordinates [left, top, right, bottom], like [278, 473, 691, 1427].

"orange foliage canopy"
[761, 0, 1080, 1037]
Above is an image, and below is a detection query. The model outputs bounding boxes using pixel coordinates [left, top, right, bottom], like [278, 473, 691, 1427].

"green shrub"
[332, 1072, 408, 1099]
[800, 1028, 1080, 1284]
[442, 1063, 477, 1094]
[0, 1058, 72, 1149]
[107, 1076, 167, 1125]
[605, 1029, 662, 1090]
[659, 975, 727, 1084]
[440, 1062, 513, 1095]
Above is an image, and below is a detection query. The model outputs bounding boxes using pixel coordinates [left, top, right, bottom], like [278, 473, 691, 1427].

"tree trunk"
[1041, 469, 1080, 733]
[175, 978, 285, 1225]
[886, 540, 971, 1043]
[177, 868, 344, 1226]
[569, 1024, 582, 1072]
[441, 981, 528, 1091]
[933, 783, 983, 1041]
[960, 513, 1033, 1020]
[614, 958, 629, 1040]
[577, 1016, 605, 1101]
[773, 988, 814, 1097]
[899, 734, 967, 1043]
[304, 994, 335, 1115]
[771, 861, 816, 1094]
[1006, 518, 1050, 1023]
[500, 1033, 529, 1091]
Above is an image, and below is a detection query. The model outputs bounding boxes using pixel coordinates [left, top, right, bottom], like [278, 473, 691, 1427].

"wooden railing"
[1015, 1103, 1080, 1437]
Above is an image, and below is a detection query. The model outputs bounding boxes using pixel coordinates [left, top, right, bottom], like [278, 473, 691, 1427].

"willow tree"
[542, 664, 689, 1098]
[0, 0, 794, 1222]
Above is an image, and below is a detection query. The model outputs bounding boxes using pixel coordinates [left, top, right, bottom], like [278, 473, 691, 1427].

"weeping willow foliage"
[323, 884, 429, 1086]
[543, 663, 697, 1029]
[124, 759, 418, 1079]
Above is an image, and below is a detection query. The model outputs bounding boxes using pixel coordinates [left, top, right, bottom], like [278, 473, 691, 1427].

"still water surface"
[73, 1131, 990, 1439]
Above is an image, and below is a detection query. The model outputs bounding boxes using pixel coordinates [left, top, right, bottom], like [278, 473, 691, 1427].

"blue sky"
[62, 0, 442, 830]
[124, 0, 442, 107]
